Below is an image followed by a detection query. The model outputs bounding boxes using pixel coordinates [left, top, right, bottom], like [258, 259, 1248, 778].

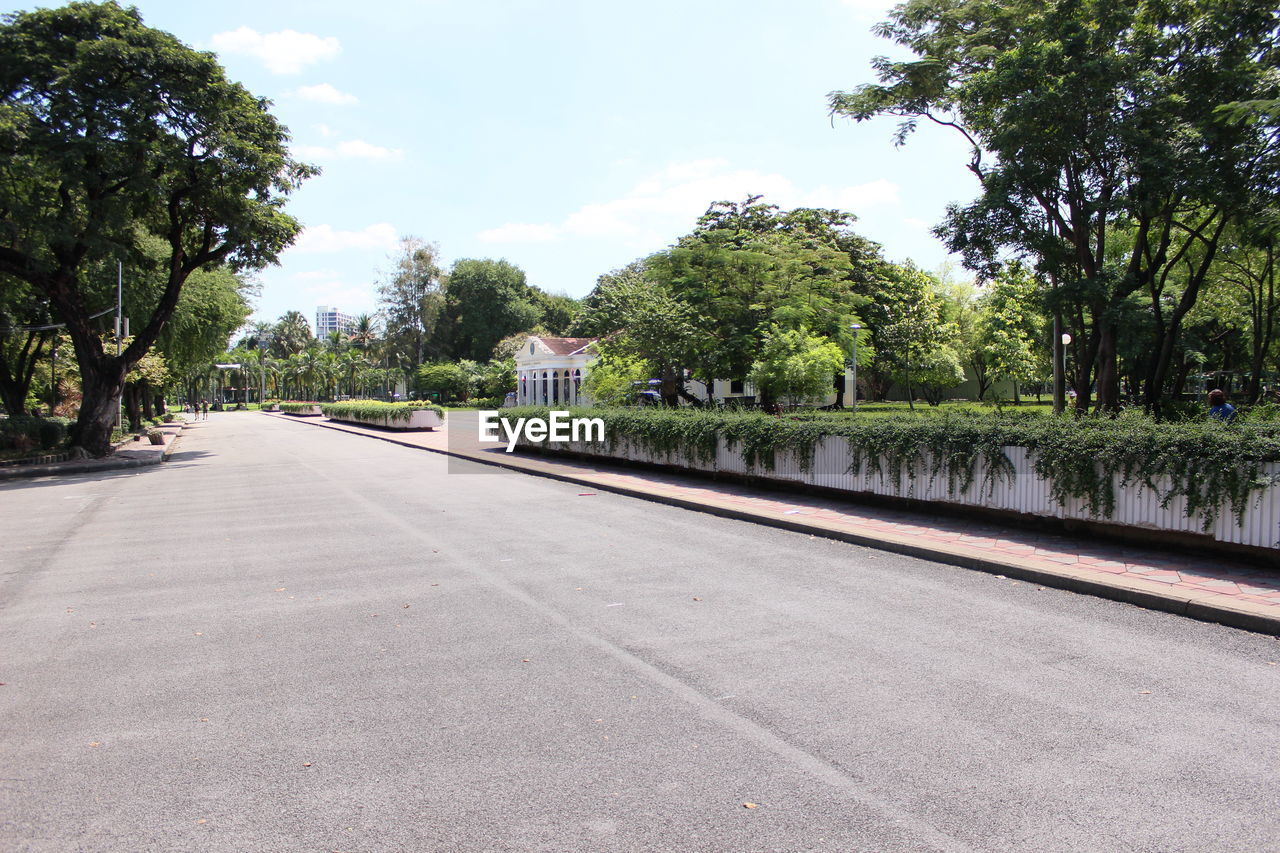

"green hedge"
[279, 401, 321, 414]
[504, 406, 1280, 528]
[321, 400, 444, 423]
[0, 415, 72, 451]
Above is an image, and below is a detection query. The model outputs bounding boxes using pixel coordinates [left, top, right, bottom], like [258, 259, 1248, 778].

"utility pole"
[850, 323, 862, 413]
[259, 332, 271, 405]
[115, 262, 122, 432]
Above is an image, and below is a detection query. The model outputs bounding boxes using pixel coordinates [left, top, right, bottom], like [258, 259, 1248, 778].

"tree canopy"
[0, 1, 312, 453]
[830, 0, 1280, 413]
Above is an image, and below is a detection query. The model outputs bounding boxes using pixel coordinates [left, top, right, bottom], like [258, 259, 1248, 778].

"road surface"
[2, 413, 1277, 852]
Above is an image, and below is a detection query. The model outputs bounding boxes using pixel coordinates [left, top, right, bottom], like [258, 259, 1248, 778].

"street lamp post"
[850, 323, 862, 413]
[258, 332, 271, 406]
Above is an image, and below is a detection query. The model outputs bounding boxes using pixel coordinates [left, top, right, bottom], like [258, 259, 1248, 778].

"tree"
[377, 237, 446, 370]
[647, 197, 874, 401]
[415, 361, 474, 401]
[858, 263, 948, 404]
[571, 261, 700, 405]
[348, 313, 378, 352]
[582, 345, 651, 405]
[531, 290, 581, 336]
[272, 311, 313, 357]
[122, 344, 166, 431]
[906, 345, 966, 406]
[830, 0, 1280, 413]
[749, 326, 847, 407]
[0, 2, 312, 454]
[444, 259, 540, 362]
[156, 265, 253, 379]
[975, 261, 1047, 402]
[1214, 219, 1278, 403]
[0, 277, 54, 415]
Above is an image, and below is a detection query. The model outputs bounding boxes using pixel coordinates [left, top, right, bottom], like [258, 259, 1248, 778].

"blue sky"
[9, 0, 980, 328]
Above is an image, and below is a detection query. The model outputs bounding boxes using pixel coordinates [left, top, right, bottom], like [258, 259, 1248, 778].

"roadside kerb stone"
[0, 420, 186, 481]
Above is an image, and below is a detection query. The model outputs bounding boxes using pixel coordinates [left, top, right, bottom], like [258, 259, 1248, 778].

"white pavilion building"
[514, 336, 598, 406]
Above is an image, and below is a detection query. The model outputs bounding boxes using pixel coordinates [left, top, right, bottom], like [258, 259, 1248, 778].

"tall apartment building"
[315, 305, 356, 338]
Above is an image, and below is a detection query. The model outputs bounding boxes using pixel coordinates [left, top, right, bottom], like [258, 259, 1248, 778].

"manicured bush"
[454, 396, 504, 410]
[321, 400, 444, 423]
[279, 401, 322, 415]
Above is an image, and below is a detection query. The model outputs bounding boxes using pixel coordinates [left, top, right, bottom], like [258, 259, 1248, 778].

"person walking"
[1208, 389, 1237, 423]
[201, 399, 209, 420]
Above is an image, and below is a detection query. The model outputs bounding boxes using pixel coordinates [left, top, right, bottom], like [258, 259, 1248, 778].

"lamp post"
[850, 323, 862, 413]
[258, 332, 271, 406]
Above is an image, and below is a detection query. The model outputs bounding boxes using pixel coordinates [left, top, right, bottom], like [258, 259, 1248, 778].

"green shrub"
[453, 396, 504, 410]
[0, 415, 71, 450]
[505, 405, 1280, 528]
[279, 401, 321, 414]
[321, 400, 444, 423]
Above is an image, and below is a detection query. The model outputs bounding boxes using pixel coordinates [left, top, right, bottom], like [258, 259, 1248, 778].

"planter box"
[519, 434, 1280, 554]
[281, 405, 323, 416]
[327, 409, 443, 431]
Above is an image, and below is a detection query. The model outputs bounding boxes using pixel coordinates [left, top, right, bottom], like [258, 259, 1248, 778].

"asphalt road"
[2, 413, 1278, 853]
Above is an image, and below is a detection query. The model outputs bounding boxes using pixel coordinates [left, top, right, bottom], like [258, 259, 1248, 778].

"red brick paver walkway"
[268, 412, 1280, 634]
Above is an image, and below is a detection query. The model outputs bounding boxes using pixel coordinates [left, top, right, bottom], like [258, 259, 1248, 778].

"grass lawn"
[831, 400, 1055, 417]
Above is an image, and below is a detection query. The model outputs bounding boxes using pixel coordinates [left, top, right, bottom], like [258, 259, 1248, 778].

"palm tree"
[338, 350, 364, 398]
[274, 311, 313, 357]
[349, 313, 378, 352]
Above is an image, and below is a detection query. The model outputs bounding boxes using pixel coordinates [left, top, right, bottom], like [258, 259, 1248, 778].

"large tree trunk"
[1095, 324, 1121, 412]
[73, 363, 126, 456]
[0, 331, 49, 416]
[123, 383, 142, 433]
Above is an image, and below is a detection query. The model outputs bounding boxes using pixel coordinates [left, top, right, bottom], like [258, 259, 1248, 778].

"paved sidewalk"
[269, 411, 1280, 636]
[0, 420, 186, 481]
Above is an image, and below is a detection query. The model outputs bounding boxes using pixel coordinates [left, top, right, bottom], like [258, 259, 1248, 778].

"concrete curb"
[269, 412, 1280, 637]
[0, 421, 187, 481]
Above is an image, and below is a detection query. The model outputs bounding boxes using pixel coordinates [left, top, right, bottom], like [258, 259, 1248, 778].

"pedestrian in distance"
[1208, 388, 1237, 423]
[201, 399, 209, 420]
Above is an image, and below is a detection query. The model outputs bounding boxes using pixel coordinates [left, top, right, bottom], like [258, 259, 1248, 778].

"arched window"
[573, 369, 582, 394]
[551, 370, 560, 404]
[563, 373, 571, 401]
[519, 374, 526, 403]
[541, 371, 548, 404]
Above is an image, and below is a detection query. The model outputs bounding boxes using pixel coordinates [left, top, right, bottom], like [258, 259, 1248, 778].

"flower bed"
[321, 401, 444, 430]
[279, 402, 323, 416]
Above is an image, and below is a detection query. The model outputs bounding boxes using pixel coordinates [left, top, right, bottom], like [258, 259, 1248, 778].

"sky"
[6, 0, 981, 330]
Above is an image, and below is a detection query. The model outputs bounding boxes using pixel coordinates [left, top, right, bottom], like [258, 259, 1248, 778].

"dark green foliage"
[507, 406, 1279, 528]
[0, 2, 312, 454]
[0, 414, 70, 450]
[321, 400, 443, 423]
[1029, 413, 1280, 526]
[445, 259, 541, 362]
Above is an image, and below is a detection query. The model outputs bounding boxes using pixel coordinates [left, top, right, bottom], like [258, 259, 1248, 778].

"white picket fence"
[528, 434, 1280, 552]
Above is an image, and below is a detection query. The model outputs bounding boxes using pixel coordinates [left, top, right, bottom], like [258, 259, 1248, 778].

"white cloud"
[477, 160, 901, 245]
[209, 27, 340, 74]
[289, 223, 399, 254]
[476, 223, 561, 243]
[335, 140, 402, 160]
[293, 139, 403, 162]
[293, 83, 358, 105]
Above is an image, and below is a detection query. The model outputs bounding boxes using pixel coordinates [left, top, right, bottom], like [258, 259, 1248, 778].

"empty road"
[2, 413, 1277, 852]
